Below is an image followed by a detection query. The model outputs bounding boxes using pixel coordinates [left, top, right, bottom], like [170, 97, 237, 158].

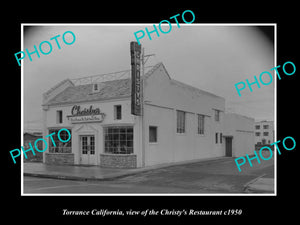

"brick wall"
[45, 153, 74, 165]
[100, 154, 137, 168]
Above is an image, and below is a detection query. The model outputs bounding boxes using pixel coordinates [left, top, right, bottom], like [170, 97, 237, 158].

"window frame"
[48, 128, 72, 153]
[149, 126, 158, 143]
[176, 110, 186, 134]
[103, 126, 134, 154]
[56, 110, 63, 124]
[214, 110, 220, 122]
[263, 132, 269, 136]
[114, 105, 122, 120]
[197, 114, 205, 135]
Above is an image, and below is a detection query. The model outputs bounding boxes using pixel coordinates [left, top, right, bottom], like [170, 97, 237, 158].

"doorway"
[80, 135, 96, 165]
[225, 137, 233, 157]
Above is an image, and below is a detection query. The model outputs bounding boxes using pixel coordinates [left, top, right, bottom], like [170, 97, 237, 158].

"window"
[114, 105, 122, 120]
[56, 110, 63, 124]
[255, 132, 260, 136]
[197, 114, 205, 135]
[255, 125, 260, 129]
[94, 84, 98, 91]
[263, 125, 269, 129]
[220, 133, 222, 143]
[215, 132, 218, 144]
[176, 110, 185, 133]
[90, 136, 95, 154]
[92, 83, 105, 93]
[149, 126, 157, 143]
[104, 126, 133, 154]
[81, 136, 88, 154]
[214, 110, 220, 122]
[263, 132, 269, 136]
[48, 129, 72, 153]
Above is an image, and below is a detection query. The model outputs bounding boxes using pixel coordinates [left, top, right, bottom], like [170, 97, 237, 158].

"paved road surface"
[23, 156, 274, 194]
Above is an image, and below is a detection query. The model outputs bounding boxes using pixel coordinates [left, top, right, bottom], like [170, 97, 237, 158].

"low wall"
[255, 144, 274, 151]
[45, 153, 74, 165]
[100, 154, 137, 168]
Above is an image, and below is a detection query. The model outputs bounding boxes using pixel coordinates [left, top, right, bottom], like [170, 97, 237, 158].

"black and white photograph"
[4, 5, 298, 224]
[22, 24, 275, 195]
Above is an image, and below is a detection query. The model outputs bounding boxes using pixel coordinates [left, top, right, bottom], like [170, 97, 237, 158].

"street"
[23, 155, 274, 194]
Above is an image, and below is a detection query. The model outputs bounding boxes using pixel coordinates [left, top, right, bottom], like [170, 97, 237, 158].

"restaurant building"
[41, 44, 254, 168]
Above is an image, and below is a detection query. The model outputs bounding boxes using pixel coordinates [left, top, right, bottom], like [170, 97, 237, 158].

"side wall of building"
[143, 64, 226, 166]
[224, 113, 254, 157]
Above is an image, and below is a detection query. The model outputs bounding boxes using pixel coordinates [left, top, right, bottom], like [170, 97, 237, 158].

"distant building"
[24, 132, 43, 162]
[254, 120, 274, 145]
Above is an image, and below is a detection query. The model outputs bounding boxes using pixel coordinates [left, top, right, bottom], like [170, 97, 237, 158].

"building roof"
[45, 62, 223, 106]
[46, 78, 131, 105]
[24, 132, 43, 138]
[255, 120, 274, 124]
[170, 79, 223, 99]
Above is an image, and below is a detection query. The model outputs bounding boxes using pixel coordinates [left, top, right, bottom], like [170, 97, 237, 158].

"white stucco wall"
[42, 99, 142, 165]
[45, 99, 134, 128]
[143, 63, 226, 166]
[224, 113, 254, 157]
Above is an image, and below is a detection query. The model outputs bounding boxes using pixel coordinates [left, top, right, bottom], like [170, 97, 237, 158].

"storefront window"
[48, 129, 72, 153]
[104, 126, 133, 154]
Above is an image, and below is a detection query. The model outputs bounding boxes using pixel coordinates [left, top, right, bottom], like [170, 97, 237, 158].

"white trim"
[44, 96, 130, 108]
[145, 102, 212, 117]
[273, 23, 277, 196]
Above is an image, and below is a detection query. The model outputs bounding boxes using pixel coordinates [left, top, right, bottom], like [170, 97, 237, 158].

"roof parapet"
[43, 79, 74, 105]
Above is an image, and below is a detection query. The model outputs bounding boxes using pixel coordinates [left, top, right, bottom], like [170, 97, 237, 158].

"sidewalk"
[244, 177, 274, 193]
[23, 157, 229, 181]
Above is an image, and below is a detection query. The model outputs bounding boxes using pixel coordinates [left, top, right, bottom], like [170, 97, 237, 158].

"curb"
[243, 174, 266, 191]
[24, 172, 139, 182]
[243, 175, 275, 193]
[24, 173, 92, 181]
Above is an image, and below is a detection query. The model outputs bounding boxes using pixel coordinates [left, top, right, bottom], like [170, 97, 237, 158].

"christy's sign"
[67, 105, 105, 123]
[130, 41, 142, 116]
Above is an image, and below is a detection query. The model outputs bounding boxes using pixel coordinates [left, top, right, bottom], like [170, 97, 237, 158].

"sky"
[23, 24, 275, 132]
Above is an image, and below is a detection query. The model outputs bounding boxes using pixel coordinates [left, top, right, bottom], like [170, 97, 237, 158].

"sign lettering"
[67, 105, 105, 123]
[130, 41, 142, 116]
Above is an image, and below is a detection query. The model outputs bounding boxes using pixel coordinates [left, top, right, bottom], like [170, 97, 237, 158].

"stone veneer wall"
[45, 153, 74, 165]
[100, 154, 137, 168]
